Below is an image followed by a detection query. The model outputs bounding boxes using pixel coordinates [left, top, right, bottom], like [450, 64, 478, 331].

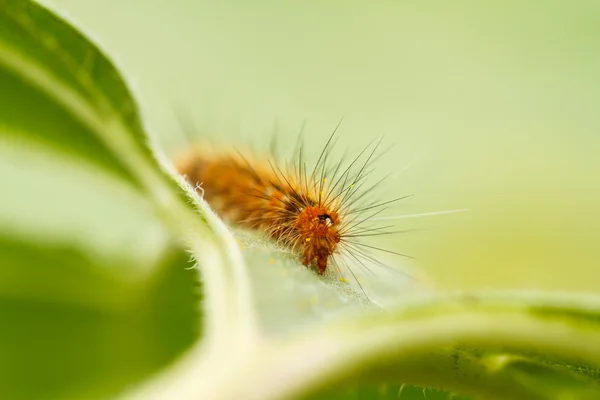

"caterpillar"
[174, 123, 414, 287]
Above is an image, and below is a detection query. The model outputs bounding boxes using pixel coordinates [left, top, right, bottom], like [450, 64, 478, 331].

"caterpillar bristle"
[174, 123, 425, 299]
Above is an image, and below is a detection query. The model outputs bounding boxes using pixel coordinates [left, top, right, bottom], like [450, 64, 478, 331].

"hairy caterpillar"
[174, 123, 416, 288]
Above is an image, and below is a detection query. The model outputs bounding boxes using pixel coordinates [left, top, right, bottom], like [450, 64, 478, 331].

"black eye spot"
[318, 214, 334, 227]
[318, 214, 331, 221]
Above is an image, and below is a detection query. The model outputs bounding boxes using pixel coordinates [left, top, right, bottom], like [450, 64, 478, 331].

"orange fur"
[176, 148, 343, 274]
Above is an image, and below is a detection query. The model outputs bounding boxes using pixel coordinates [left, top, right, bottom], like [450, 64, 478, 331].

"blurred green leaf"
[0, 0, 205, 398]
[0, 0, 151, 184]
[244, 292, 600, 400]
[307, 384, 467, 400]
[0, 239, 200, 400]
[0, 64, 134, 182]
[0, 233, 136, 309]
[307, 352, 600, 400]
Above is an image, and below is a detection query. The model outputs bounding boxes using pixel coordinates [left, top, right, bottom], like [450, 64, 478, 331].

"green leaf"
[0, 136, 203, 400]
[308, 384, 467, 400]
[0, 237, 200, 400]
[0, 0, 208, 398]
[0, 140, 169, 266]
[308, 352, 600, 400]
[0, 233, 136, 308]
[0, 0, 146, 184]
[282, 292, 600, 400]
[0, 0, 180, 201]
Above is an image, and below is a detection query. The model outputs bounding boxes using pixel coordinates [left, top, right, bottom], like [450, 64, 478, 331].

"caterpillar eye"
[318, 214, 333, 227]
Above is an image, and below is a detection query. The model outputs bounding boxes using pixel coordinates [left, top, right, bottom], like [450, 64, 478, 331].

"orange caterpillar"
[175, 131, 408, 278]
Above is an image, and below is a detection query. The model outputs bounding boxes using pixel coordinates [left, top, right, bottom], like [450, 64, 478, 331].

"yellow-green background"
[42, 0, 600, 292]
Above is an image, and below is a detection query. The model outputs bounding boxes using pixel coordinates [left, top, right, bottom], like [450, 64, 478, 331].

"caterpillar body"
[175, 130, 409, 281]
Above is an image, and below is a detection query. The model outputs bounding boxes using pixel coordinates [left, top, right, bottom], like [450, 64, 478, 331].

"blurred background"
[41, 0, 600, 292]
[2, 1, 599, 399]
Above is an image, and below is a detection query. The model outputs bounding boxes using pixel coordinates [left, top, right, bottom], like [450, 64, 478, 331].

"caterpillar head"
[296, 206, 341, 274]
